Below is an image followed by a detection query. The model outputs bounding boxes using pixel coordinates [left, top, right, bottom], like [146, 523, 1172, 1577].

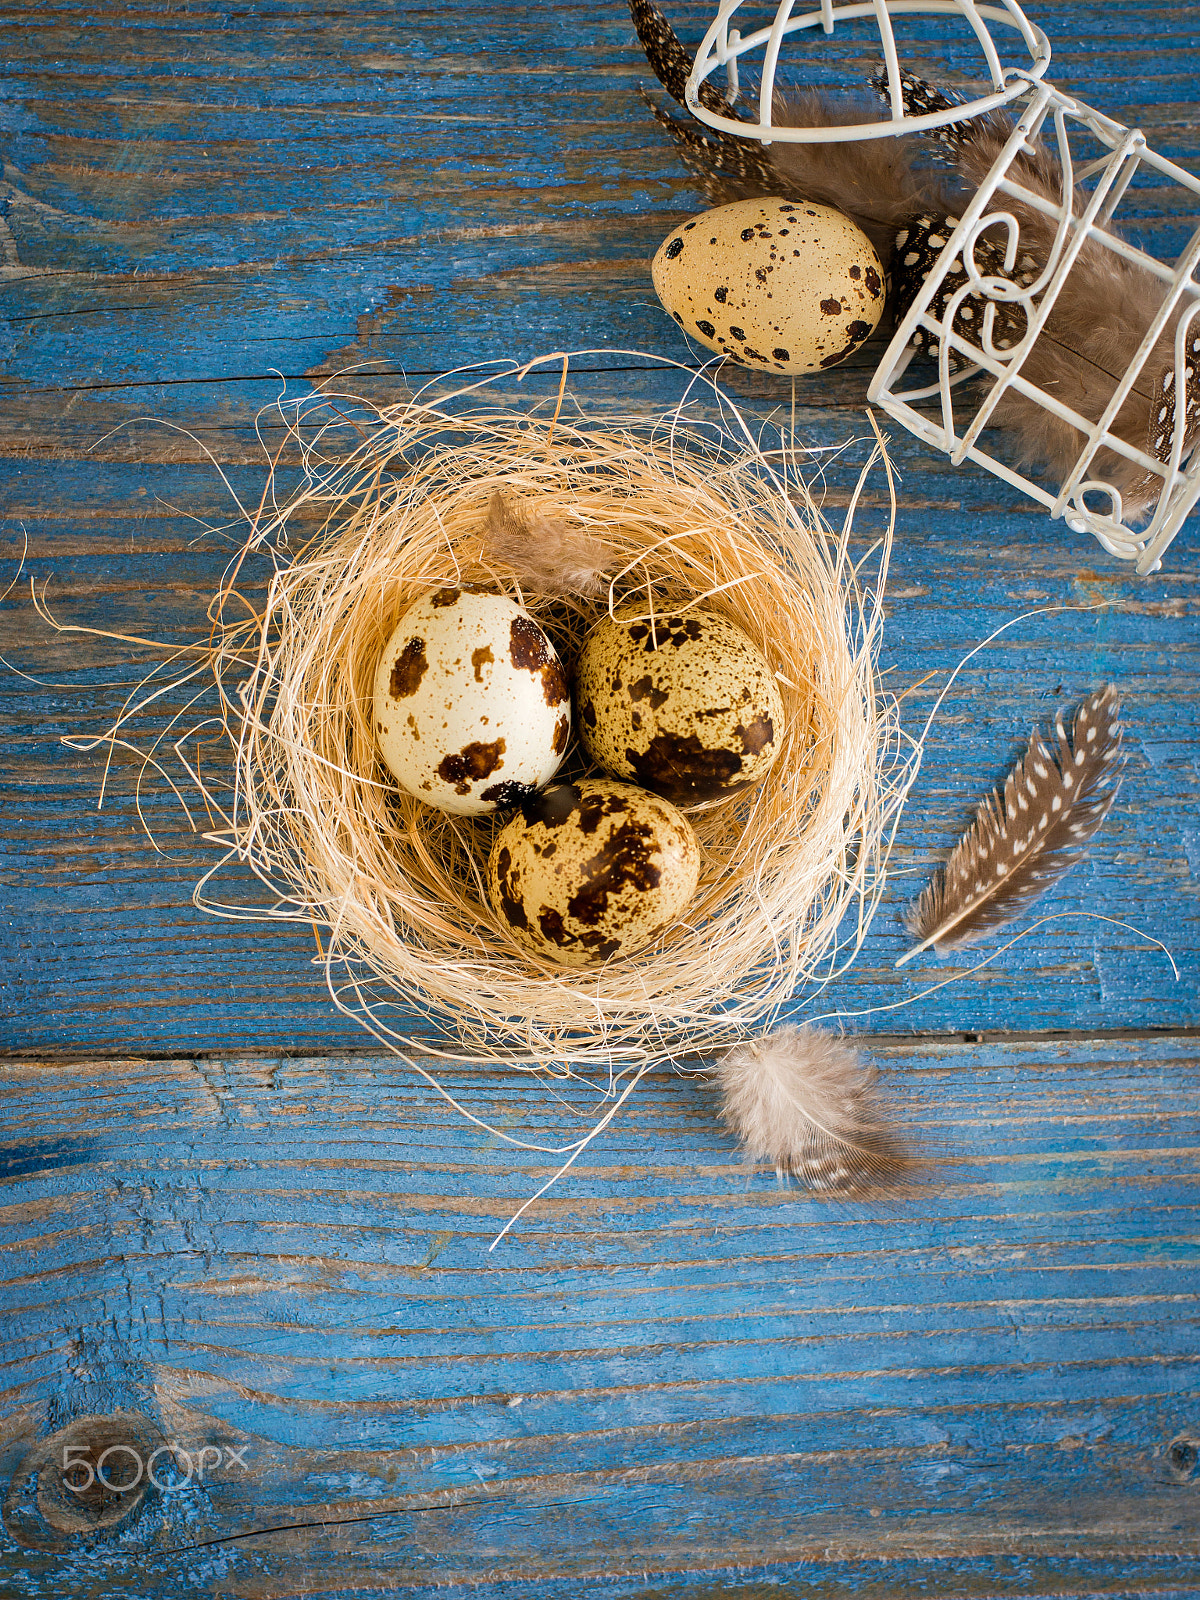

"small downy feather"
[715, 1024, 913, 1193]
[480, 491, 612, 600]
[900, 684, 1125, 964]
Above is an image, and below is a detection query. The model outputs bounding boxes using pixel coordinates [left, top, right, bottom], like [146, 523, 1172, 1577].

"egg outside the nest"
[372, 587, 571, 816]
[652, 197, 884, 373]
[574, 607, 785, 804]
[488, 780, 701, 968]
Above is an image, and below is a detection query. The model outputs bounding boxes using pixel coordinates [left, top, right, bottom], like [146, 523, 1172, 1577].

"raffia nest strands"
[63, 365, 905, 1073]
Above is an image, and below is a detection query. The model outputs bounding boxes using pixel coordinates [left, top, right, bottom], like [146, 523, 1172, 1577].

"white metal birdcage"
[687, 0, 1051, 143]
[678, 0, 1200, 570]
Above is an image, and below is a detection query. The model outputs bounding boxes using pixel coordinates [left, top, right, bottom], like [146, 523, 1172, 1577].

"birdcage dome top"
[685, 0, 1052, 142]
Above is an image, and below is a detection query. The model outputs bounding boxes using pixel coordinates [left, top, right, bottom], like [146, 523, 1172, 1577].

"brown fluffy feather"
[480, 491, 612, 599]
[715, 1025, 915, 1193]
[953, 132, 1183, 517]
[769, 91, 953, 258]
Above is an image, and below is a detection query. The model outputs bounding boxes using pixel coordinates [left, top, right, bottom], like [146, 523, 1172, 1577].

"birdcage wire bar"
[685, 0, 1052, 143]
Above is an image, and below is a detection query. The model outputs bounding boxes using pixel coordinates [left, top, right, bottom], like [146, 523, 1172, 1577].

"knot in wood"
[3, 1410, 167, 1550]
[1167, 1433, 1199, 1481]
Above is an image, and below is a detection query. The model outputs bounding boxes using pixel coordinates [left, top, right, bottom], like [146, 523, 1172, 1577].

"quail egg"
[373, 587, 570, 815]
[652, 196, 884, 373]
[574, 606, 784, 803]
[488, 779, 700, 967]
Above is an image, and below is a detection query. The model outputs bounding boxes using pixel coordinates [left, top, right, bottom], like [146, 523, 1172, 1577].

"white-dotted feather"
[904, 685, 1125, 959]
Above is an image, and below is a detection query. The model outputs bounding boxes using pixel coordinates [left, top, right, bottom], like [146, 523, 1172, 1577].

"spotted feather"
[868, 63, 975, 152]
[637, 84, 777, 198]
[629, 0, 740, 121]
[892, 213, 1035, 365]
[630, 0, 778, 194]
[1147, 327, 1200, 464]
[901, 685, 1125, 962]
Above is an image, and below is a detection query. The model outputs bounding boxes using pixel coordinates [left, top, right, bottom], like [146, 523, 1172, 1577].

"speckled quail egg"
[488, 779, 700, 967]
[574, 606, 785, 804]
[652, 197, 885, 373]
[373, 587, 570, 816]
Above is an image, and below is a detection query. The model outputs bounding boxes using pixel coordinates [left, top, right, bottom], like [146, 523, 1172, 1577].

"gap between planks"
[3, 1024, 1200, 1066]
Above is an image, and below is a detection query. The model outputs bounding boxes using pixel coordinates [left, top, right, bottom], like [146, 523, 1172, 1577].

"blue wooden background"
[1, 1, 1198, 1593]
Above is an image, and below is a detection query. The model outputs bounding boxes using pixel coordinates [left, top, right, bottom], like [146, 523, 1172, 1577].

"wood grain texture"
[2, 4, 1198, 1056]
[4, 389, 1197, 1052]
[2, 2, 1200, 1592]
[1, 1038, 1198, 1593]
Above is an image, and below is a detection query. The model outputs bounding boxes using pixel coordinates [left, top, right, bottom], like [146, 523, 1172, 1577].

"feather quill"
[899, 684, 1125, 965]
[480, 491, 612, 599]
[715, 1024, 914, 1193]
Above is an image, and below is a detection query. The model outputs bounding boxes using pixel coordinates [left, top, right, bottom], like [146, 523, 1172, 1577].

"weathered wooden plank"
[3, 368, 1196, 1053]
[0, 1036, 1196, 1591]
[1, 3, 1198, 397]
[1, 3, 1199, 1593]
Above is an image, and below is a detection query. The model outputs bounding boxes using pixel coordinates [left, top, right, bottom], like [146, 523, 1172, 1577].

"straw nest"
[64, 364, 906, 1074]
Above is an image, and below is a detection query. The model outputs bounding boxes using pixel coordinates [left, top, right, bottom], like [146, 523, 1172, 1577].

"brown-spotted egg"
[575, 607, 784, 804]
[652, 197, 884, 373]
[373, 587, 570, 815]
[488, 779, 700, 967]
